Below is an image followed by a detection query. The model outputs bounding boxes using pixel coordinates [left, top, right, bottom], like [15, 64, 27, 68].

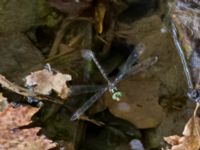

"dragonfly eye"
[81, 49, 94, 60]
[111, 88, 122, 101]
[112, 92, 122, 101]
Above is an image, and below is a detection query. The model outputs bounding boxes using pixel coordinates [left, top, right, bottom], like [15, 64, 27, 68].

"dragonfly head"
[111, 87, 122, 101]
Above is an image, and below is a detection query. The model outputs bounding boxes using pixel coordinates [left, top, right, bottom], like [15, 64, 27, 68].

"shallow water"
[0, 0, 196, 150]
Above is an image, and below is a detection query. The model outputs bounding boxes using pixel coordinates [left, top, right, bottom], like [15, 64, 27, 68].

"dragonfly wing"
[70, 86, 107, 121]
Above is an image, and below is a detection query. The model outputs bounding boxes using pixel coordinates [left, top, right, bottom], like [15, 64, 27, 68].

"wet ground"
[0, 0, 196, 149]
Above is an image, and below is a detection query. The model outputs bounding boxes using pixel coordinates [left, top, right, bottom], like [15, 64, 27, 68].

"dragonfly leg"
[69, 85, 104, 97]
[187, 88, 200, 103]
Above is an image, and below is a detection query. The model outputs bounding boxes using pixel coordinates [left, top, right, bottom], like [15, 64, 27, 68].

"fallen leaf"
[25, 69, 71, 99]
[0, 104, 39, 129]
[0, 104, 57, 150]
[183, 114, 200, 137]
[164, 135, 181, 146]
[164, 104, 200, 150]
[164, 135, 200, 150]
[0, 127, 57, 150]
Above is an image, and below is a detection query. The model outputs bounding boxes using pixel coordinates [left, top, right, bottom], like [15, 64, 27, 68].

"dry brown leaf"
[0, 104, 39, 129]
[164, 104, 200, 150]
[25, 69, 71, 99]
[0, 104, 57, 150]
[0, 127, 57, 150]
[164, 135, 200, 150]
[183, 114, 200, 137]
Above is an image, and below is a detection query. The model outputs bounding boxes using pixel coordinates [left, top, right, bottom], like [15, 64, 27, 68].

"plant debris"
[25, 69, 71, 99]
[164, 104, 200, 150]
[0, 104, 57, 150]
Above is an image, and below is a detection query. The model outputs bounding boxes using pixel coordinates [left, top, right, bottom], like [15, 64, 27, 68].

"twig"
[0, 75, 33, 97]
[79, 115, 105, 126]
[0, 74, 63, 105]
[48, 17, 92, 57]
[48, 18, 71, 57]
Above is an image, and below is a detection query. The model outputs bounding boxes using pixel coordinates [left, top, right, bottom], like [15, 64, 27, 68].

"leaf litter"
[0, 67, 73, 149]
[0, 104, 57, 150]
[25, 69, 72, 99]
[164, 103, 200, 150]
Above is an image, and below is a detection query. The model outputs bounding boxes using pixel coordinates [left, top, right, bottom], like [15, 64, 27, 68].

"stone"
[105, 14, 190, 130]
[0, 33, 44, 83]
[0, 0, 38, 32]
[106, 77, 163, 129]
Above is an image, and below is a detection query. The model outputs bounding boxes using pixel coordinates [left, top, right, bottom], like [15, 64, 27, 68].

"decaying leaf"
[183, 111, 200, 137]
[25, 69, 72, 99]
[0, 74, 30, 97]
[164, 135, 200, 150]
[95, 2, 106, 34]
[164, 104, 200, 150]
[0, 127, 57, 150]
[0, 104, 57, 150]
[0, 104, 39, 129]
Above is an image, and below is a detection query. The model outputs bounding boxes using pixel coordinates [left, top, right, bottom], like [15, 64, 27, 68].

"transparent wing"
[113, 43, 145, 86]
[120, 43, 145, 74]
[70, 86, 107, 121]
[113, 57, 158, 86]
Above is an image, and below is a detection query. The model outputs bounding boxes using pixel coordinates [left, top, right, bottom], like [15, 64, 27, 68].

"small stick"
[0, 74, 33, 97]
[0, 74, 63, 105]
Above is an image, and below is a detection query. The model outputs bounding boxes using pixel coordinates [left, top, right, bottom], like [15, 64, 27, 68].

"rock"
[0, 33, 44, 83]
[106, 77, 163, 129]
[158, 101, 195, 137]
[129, 139, 144, 150]
[105, 14, 189, 130]
[0, 0, 38, 32]
[93, 110, 142, 139]
[117, 15, 187, 96]
[142, 128, 161, 149]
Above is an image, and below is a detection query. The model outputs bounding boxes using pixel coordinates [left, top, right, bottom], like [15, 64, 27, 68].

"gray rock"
[115, 14, 194, 137]
[0, 33, 44, 83]
[107, 77, 163, 129]
[0, 0, 38, 32]
[129, 139, 144, 150]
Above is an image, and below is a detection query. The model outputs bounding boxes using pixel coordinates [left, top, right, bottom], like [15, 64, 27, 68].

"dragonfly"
[70, 44, 158, 121]
[170, 0, 200, 104]
[171, 22, 200, 103]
